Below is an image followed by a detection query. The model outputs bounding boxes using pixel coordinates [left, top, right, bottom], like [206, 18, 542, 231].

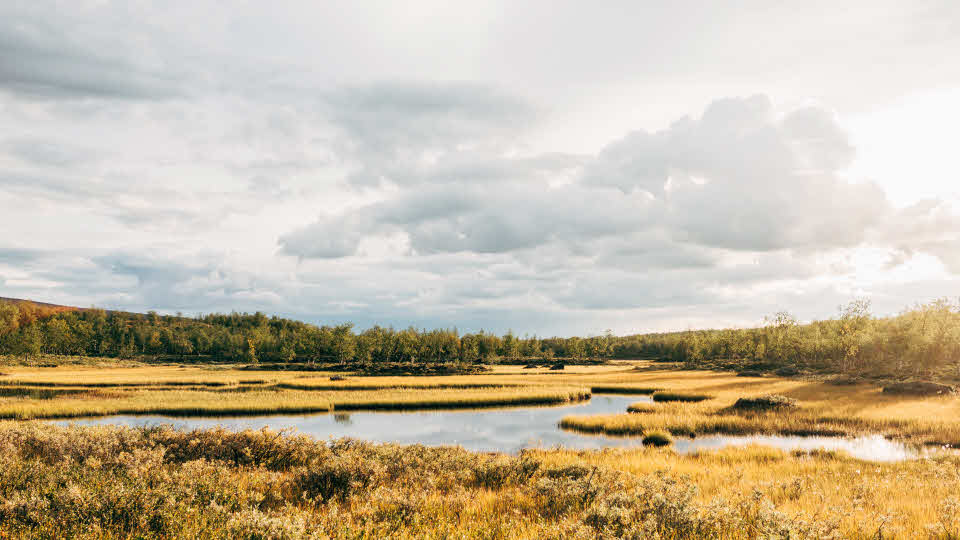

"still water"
[56, 394, 947, 462]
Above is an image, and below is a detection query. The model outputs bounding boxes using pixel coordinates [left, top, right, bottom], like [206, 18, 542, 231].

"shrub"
[642, 430, 673, 447]
[471, 455, 539, 489]
[882, 381, 956, 396]
[652, 392, 712, 403]
[293, 456, 385, 501]
[732, 394, 799, 411]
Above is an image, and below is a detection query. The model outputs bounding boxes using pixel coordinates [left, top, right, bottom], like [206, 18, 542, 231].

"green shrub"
[641, 430, 674, 447]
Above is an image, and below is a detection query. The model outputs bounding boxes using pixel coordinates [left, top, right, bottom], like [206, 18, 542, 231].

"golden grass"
[2, 361, 960, 446]
[557, 368, 960, 445]
[531, 444, 960, 538]
[2, 362, 960, 537]
[0, 385, 590, 419]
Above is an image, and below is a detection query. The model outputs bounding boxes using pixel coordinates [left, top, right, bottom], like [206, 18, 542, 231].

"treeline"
[1, 298, 958, 378]
[0, 300, 616, 365]
[625, 299, 960, 379]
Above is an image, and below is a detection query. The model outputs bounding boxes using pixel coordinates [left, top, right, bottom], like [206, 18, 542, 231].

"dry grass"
[0, 385, 590, 420]
[0, 422, 957, 538]
[1, 362, 960, 536]
[532, 445, 960, 538]
[555, 367, 960, 445]
[2, 361, 960, 444]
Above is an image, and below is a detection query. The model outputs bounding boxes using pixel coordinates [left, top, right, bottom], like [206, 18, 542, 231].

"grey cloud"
[0, 6, 188, 99]
[281, 95, 887, 265]
[0, 248, 48, 265]
[280, 182, 659, 258]
[3, 139, 98, 168]
[323, 82, 541, 187]
[326, 82, 538, 150]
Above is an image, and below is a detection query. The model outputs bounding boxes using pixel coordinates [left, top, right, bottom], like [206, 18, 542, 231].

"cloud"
[0, 4, 189, 99]
[875, 199, 960, 273]
[1, 1, 958, 335]
[281, 95, 890, 264]
[0, 248, 47, 265]
[584, 95, 888, 251]
[321, 82, 541, 187]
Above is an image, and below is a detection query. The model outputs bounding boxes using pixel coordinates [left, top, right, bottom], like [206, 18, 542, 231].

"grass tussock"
[590, 385, 660, 395]
[731, 394, 799, 411]
[641, 430, 673, 447]
[627, 402, 658, 414]
[652, 391, 713, 403]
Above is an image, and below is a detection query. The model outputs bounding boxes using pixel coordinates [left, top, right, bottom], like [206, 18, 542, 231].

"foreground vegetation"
[3, 297, 960, 382]
[1, 422, 958, 539]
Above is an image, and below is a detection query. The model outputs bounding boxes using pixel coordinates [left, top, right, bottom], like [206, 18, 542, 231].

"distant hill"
[0, 297, 83, 313]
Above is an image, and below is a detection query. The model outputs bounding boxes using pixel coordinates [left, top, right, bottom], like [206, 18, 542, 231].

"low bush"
[0, 423, 847, 538]
[882, 381, 956, 396]
[641, 430, 673, 447]
[732, 395, 799, 411]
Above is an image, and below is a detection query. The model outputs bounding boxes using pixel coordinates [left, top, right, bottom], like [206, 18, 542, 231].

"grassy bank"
[0, 386, 590, 420]
[4, 422, 958, 538]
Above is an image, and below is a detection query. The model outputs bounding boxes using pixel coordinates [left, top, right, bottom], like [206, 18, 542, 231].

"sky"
[1, 0, 959, 336]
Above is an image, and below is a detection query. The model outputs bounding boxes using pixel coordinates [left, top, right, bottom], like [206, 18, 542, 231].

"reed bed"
[0, 386, 590, 420]
[560, 401, 960, 445]
[652, 391, 713, 402]
[589, 385, 661, 394]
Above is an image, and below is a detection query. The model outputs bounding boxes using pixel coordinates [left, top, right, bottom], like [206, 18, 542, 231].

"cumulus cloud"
[583, 95, 887, 251]
[281, 94, 891, 262]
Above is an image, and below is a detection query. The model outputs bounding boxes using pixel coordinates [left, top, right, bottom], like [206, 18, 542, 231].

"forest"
[1, 297, 958, 379]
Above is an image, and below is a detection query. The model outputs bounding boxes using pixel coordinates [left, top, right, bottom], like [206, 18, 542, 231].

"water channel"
[56, 394, 949, 462]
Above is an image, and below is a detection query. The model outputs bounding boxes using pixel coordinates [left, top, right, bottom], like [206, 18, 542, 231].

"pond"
[56, 394, 948, 462]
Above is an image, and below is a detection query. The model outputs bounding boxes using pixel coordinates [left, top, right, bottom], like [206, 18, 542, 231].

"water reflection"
[54, 394, 948, 462]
